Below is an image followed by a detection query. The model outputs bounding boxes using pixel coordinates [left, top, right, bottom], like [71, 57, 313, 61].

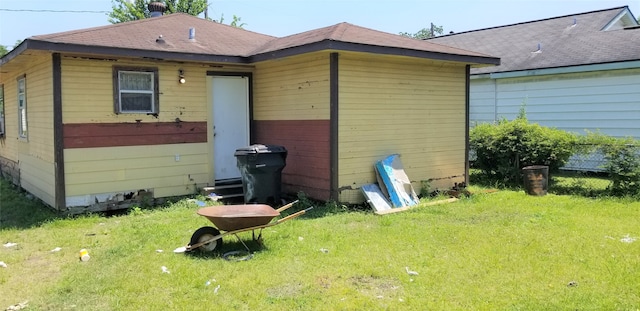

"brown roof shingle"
[3, 13, 499, 66]
[30, 13, 275, 57]
[251, 22, 493, 58]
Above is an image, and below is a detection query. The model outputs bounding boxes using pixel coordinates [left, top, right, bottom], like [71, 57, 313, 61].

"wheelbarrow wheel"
[190, 226, 222, 252]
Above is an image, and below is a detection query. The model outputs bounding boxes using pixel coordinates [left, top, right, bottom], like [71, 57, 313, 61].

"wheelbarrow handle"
[276, 200, 299, 213]
[277, 206, 313, 223]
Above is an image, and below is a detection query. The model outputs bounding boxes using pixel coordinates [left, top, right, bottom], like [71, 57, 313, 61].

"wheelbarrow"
[178, 200, 312, 256]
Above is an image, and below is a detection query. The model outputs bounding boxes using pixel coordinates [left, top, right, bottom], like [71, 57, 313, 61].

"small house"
[0, 8, 498, 212]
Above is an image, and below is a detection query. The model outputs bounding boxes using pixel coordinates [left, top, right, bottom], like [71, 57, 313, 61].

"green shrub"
[470, 115, 577, 184]
[578, 133, 640, 197]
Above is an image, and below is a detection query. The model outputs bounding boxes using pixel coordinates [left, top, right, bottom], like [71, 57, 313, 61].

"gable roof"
[1, 13, 499, 67]
[428, 6, 640, 74]
[248, 22, 497, 64]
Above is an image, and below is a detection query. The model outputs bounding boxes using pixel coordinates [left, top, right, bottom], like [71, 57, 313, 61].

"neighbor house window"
[113, 67, 159, 114]
[0, 84, 5, 137]
[17, 75, 27, 139]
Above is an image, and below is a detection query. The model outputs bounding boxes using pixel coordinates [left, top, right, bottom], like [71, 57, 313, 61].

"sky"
[1, 0, 639, 47]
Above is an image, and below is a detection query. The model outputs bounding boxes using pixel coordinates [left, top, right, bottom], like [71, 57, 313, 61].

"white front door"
[212, 75, 249, 180]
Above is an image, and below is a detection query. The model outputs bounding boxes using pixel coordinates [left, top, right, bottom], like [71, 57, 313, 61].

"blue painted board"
[375, 154, 419, 208]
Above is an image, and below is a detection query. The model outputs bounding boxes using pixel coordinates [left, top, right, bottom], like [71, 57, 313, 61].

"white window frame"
[17, 75, 27, 139]
[113, 67, 159, 114]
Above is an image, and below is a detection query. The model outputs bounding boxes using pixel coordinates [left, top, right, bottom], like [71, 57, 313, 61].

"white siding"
[471, 68, 640, 138]
[469, 78, 496, 126]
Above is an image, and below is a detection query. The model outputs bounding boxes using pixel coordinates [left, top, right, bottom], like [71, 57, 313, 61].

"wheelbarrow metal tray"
[197, 204, 280, 231]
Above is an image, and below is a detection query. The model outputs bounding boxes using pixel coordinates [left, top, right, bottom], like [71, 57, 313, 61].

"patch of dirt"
[316, 275, 332, 289]
[266, 282, 303, 299]
[349, 275, 403, 298]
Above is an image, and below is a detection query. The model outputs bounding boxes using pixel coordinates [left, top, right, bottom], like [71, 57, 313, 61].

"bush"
[470, 115, 577, 184]
[578, 133, 640, 197]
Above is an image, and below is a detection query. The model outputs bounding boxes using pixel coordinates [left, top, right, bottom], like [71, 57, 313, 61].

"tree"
[217, 14, 247, 29]
[399, 23, 444, 39]
[108, 0, 208, 24]
[0, 41, 24, 58]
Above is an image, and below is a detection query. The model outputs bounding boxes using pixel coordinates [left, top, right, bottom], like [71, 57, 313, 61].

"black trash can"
[522, 165, 549, 196]
[234, 144, 287, 204]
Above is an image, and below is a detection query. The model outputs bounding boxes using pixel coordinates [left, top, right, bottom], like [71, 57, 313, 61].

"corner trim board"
[329, 52, 339, 201]
[53, 53, 66, 210]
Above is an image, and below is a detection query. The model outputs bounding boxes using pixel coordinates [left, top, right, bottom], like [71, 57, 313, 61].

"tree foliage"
[108, 0, 208, 23]
[399, 23, 444, 39]
[217, 14, 247, 28]
[0, 40, 24, 58]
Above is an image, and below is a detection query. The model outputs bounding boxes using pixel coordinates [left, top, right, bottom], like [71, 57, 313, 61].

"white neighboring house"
[430, 6, 640, 170]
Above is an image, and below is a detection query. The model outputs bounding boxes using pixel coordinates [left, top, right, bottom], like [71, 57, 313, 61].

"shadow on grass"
[469, 168, 614, 198]
[0, 179, 63, 230]
[185, 238, 267, 260]
[279, 193, 369, 220]
[549, 170, 612, 197]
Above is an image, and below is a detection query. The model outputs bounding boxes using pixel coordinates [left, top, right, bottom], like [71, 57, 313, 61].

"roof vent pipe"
[148, 2, 166, 17]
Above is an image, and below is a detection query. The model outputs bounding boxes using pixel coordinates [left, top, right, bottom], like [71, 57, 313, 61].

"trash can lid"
[234, 144, 287, 156]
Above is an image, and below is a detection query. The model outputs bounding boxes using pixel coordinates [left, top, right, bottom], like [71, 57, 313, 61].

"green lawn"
[1, 180, 639, 310]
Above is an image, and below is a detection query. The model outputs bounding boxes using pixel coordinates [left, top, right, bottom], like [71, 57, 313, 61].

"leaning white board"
[361, 183, 393, 212]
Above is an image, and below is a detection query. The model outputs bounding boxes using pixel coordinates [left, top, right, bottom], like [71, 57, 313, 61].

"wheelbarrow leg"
[232, 233, 252, 253]
[252, 229, 265, 245]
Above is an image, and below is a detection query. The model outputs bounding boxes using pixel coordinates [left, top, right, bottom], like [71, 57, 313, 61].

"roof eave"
[248, 39, 501, 65]
[3, 38, 501, 68]
[0, 40, 29, 66]
[1, 39, 251, 65]
[473, 59, 640, 78]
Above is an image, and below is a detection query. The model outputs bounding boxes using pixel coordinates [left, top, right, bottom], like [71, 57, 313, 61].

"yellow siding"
[0, 54, 53, 163]
[0, 72, 19, 163]
[337, 53, 468, 203]
[253, 52, 330, 120]
[64, 143, 209, 198]
[59, 56, 254, 202]
[61, 57, 215, 124]
[19, 153, 56, 206]
[0, 54, 57, 205]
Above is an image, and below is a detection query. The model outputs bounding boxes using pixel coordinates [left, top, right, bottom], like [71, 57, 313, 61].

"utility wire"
[0, 8, 109, 13]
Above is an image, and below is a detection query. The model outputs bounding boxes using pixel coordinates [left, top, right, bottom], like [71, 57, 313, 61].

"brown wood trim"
[329, 52, 339, 201]
[465, 64, 471, 186]
[248, 40, 501, 65]
[53, 53, 66, 211]
[63, 122, 207, 148]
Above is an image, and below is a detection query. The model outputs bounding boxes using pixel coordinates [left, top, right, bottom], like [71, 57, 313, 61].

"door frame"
[206, 71, 253, 183]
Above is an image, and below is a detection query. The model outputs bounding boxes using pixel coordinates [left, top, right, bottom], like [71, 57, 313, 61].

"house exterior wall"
[0, 53, 56, 206]
[337, 52, 468, 203]
[253, 52, 331, 200]
[59, 56, 246, 209]
[469, 78, 497, 126]
[470, 68, 640, 138]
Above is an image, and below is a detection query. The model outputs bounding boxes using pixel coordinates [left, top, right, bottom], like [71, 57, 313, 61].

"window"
[113, 67, 159, 114]
[0, 84, 5, 137]
[17, 75, 27, 139]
